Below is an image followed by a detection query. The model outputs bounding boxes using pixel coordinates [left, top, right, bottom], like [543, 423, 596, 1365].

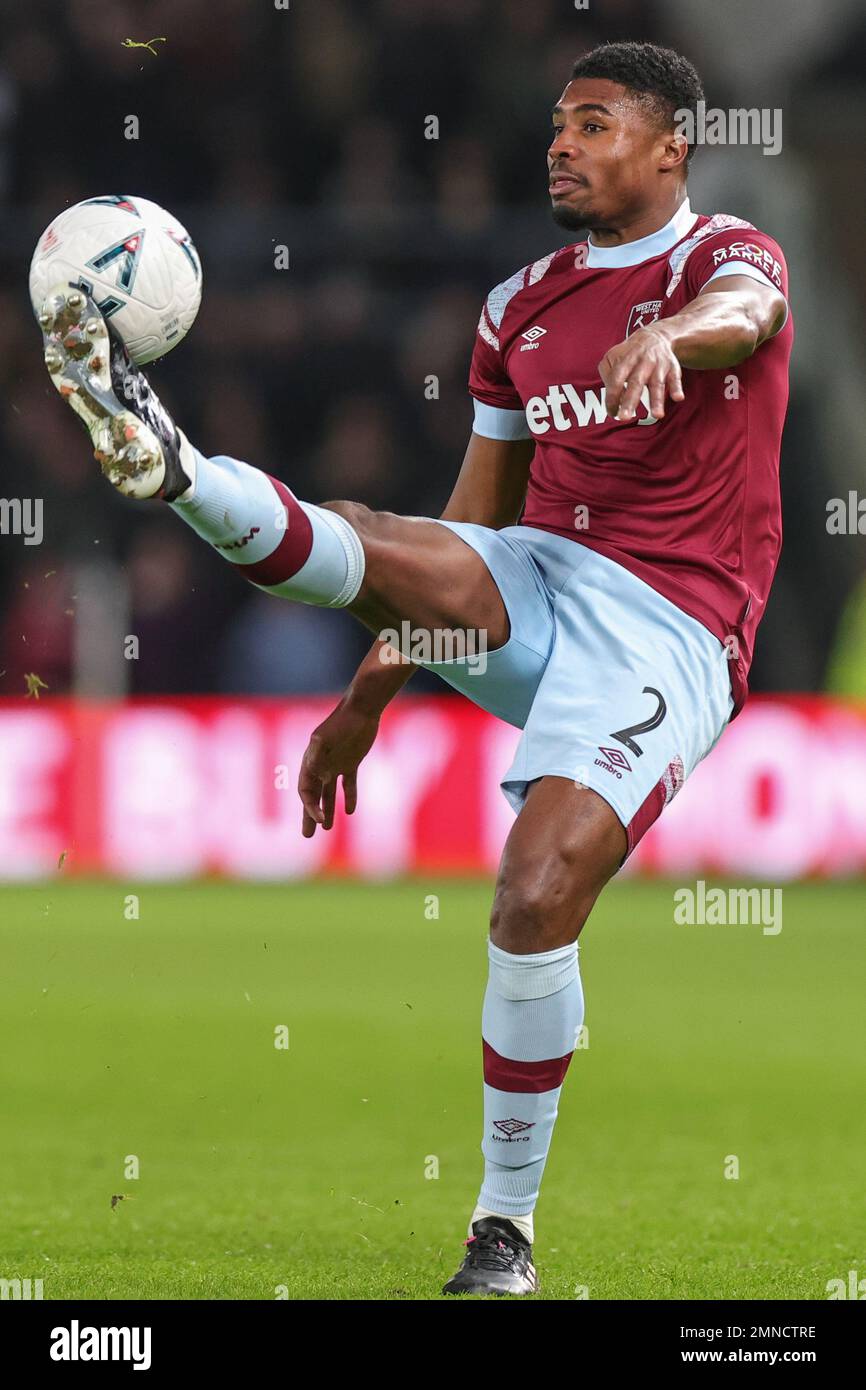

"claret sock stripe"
[171, 450, 364, 607]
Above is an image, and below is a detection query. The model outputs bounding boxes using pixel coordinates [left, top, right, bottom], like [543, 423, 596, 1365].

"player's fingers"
[648, 369, 668, 420]
[321, 777, 337, 831]
[616, 361, 650, 421]
[342, 771, 358, 816]
[297, 765, 325, 830]
[603, 367, 628, 417]
[667, 357, 685, 402]
[599, 351, 625, 415]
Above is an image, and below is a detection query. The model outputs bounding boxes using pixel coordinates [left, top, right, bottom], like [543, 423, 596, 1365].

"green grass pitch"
[1, 878, 864, 1300]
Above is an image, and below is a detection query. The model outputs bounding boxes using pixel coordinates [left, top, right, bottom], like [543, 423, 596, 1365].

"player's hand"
[598, 324, 684, 422]
[298, 698, 380, 837]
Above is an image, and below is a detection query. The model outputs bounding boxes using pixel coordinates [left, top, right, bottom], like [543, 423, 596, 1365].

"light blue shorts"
[421, 523, 734, 855]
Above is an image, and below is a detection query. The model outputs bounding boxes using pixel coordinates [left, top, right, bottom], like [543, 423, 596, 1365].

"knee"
[321, 499, 377, 536]
[320, 501, 398, 592]
[489, 850, 598, 954]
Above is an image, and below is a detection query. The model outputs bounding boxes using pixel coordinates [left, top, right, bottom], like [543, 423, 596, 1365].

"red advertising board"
[0, 695, 864, 879]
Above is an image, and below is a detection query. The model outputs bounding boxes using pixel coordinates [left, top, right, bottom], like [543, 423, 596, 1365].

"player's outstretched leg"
[39, 283, 509, 641]
[442, 776, 626, 1296]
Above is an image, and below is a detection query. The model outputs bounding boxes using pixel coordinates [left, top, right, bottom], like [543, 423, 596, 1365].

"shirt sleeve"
[681, 227, 788, 302]
[468, 302, 531, 440]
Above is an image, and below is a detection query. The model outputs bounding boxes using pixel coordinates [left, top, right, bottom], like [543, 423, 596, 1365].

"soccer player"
[38, 41, 791, 1296]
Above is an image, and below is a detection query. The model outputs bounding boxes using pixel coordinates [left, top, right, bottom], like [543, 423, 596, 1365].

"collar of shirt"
[584, 199, 699, 269]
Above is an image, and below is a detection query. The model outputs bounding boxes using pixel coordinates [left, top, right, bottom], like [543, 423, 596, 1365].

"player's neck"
[585, 197, 697, 269]
[588, 194, 693, 250]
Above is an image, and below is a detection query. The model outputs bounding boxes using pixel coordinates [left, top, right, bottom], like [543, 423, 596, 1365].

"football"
[29, 194, 202, 364]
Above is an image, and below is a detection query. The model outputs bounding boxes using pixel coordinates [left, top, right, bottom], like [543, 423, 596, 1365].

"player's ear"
[658, 130, 689, 174]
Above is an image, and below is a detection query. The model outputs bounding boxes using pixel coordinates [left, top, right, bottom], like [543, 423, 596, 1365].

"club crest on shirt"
[626, 299, 662, 336]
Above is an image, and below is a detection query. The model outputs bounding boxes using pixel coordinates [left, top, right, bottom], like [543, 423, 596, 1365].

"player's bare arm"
[600, 274, 788, 420]
[439, 431, 534, 528]
[299, 433, 534, 835]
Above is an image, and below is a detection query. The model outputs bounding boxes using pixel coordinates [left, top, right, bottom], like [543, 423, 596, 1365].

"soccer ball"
[29, 195, 202, 364]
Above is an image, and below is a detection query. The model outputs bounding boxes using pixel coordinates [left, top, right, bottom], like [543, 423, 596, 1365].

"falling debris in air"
[121, 37, 166, 57]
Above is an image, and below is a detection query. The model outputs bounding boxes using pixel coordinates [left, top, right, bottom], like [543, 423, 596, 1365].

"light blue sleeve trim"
[472, 398, 532, 441]
[703, 262, 789, 330]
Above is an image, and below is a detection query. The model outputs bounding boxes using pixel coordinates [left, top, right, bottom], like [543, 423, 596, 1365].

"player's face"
[548, 78, 675, 232]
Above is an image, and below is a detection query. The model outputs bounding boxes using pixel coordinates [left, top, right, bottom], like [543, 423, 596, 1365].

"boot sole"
[39, 283, 167, 499]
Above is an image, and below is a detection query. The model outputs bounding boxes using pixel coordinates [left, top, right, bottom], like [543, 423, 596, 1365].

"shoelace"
[463, 1234, 524, 1272]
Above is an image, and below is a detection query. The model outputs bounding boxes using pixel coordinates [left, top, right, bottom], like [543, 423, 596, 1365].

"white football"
[29, 195, 202, 364]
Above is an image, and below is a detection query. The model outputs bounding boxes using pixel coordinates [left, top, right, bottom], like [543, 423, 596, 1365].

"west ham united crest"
[626, 299, 662, 335]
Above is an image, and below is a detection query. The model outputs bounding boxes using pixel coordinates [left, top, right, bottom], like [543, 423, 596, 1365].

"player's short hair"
[571, 41, 704, 162]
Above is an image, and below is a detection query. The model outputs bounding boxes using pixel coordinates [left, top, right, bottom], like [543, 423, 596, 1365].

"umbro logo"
[519, 325, 547, 352]
[598, 746, 631, 771]
[493, 1118, 535, 1137]
[594, 746, 632, 779]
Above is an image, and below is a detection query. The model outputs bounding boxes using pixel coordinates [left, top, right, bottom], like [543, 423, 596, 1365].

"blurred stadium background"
[3, 0, 866, 695]
[1, 0, 866, 1302]
[1, 0, 865, 879]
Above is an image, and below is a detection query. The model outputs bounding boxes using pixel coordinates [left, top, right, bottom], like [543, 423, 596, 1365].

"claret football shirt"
[468, 199, 792, 714]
